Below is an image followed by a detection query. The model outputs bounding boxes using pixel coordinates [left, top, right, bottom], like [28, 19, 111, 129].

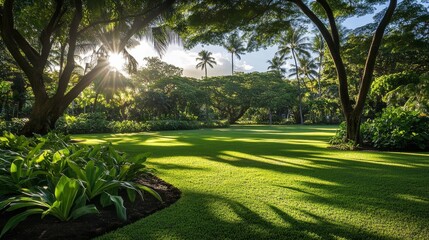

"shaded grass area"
[75, 125, 429, 240]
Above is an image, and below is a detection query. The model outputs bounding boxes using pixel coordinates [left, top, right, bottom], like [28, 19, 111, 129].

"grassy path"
[76, 125, 429, 240]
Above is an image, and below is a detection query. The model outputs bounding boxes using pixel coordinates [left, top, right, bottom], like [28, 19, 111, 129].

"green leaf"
[51, 176, 80, 220]
[7, 200, 49, 211]
[129, 153, 151, 164]
[100, 192, 112, 207]
[88, 145, 101, 158]
[10, 159, 23, 182]
[70, 204, 99, 220]
[52, 149, 70, 163]
[35, 150, 49, 163]
[108, 144, 122, 163]
[26, 142, 45, 161]
[105, 193, 127, 221]
[137, 184, 162, 202]
[67, 160, 85, 179]
[126, 188, 136, 202]
[0, 198, 14, 211]
[0, 208, 44, 238]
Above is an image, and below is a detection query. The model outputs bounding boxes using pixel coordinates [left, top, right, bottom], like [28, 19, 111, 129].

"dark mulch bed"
[0, 175, 181, 240]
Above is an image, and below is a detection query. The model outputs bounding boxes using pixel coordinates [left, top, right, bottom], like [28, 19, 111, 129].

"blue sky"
[129, 6, 379, 79]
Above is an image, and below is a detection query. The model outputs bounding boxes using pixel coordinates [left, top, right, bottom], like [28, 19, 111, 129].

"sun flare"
[108, 53, 126, 71]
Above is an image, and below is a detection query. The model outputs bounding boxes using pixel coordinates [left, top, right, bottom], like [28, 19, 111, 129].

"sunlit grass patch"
[75, 125, 429, 240]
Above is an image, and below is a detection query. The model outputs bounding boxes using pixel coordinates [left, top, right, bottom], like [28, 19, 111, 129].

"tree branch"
[56, 0, 83, 99]
[11, 29, 40, 65]
[118, 0, 176, 51]
[354, 0, 397, 116]
[39, 0, 65, 71]
[1, 3, 40, 67]
[77, 4, 162, 36]
[63, 61, 109, 106]
[316, 0, 340, 48]
[0, 0, 47, 101]
[290, 0, 352, 114]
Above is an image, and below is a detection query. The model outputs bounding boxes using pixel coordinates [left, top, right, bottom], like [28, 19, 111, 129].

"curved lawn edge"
[0, 175, 181, 240]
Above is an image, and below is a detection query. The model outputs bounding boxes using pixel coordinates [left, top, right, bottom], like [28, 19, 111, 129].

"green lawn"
[75, 125, 429, 240]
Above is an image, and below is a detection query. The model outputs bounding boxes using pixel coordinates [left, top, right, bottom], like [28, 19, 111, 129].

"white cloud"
[236, 61, 254, 71]
[128, 40, 257, 79]
[128, 41, 159, 63]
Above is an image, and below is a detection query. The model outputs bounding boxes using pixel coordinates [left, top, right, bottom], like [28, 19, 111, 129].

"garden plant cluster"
[0, 132, 160, 238]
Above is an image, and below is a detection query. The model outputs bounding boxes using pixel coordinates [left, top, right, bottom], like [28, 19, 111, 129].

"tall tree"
[133, 57, 183, 87]
[196, 50, 216, 78]
[277, 27, 311, 124]
[293, 0, 397, 143]
[312, 34, 325, 97]
[267, 56, 286, 76]
[223, 32, 246, 75]
[289, 55, 319, 92]
[0, 0, 176, 135]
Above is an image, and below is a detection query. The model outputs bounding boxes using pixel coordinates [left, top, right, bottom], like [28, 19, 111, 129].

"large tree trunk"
[345, 113, 361, 144]
[227, 106, 248, 124]
[293, 0, 397, 145]
[19, 98, 66, 136]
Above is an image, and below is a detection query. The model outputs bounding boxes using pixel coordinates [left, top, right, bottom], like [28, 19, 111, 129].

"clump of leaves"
[330, 107, 429, 150]
[0, 132, 160, 238]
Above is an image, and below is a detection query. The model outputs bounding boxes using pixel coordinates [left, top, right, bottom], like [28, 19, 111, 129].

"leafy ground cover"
[0, 133, 181, 239]
[75, 125, 429, 240]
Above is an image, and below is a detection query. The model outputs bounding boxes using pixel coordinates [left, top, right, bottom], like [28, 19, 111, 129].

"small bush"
[146, 120, 201, 131]
[108, 120, 149, 133]
[329, 122, 347, 145]
[367, 107, 429, 150]
[330, 107, 429, 150]
[280, 118, 295, 125]
[0, 118, 29, 134]
[56, 113, 110, 134]
[201, 120, 230, 128]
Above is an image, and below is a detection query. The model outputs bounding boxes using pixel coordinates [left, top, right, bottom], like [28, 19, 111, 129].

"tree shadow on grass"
[202, 151, 429, 224]
[101, 191, 394, 240]
[80, 126, 429, 239]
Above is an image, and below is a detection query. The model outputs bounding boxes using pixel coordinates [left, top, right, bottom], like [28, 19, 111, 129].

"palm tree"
[196, 50, 217, 78]
[277, 27, 311, 124]
[267, 56, 287, 76]
[289, 56, 319, 92]
[92, 70, 130, 112]
[312, 34, 325, 97]
[223, 32, 246, 75]
[84, 25, 178, 112]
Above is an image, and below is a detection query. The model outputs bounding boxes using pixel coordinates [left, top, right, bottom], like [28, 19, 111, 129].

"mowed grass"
[74, 125, 429, 240]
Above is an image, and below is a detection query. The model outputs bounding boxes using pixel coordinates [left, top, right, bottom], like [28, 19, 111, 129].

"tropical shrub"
[108, 120, 149, 133]
[146, 120, 201, 131]
[56, 115, 229, 134]
[330, 107, 429, 150]
[0, 132, 160, 237]
[365, 107, 429, 150]
[0, 176, 99, 237]
[201, 120, 230, 128]
[0, 118, 29, 134]
[329, 122, 347, 145]
[56, 113, 110, 134]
